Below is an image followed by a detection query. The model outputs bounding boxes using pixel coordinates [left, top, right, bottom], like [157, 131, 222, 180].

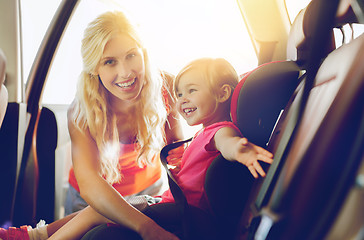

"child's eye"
[176, 92, 182, 98]
[126, 53, 136, 60]
[189, 89, 196, 94]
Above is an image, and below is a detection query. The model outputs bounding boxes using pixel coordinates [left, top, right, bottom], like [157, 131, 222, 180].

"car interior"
[0, 49, 7, 128]
[0, 0, 363, 239]
[161, 0, 364, 239]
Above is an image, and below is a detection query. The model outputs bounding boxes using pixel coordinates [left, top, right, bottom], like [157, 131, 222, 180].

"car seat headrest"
[336, 0, 359, 26]
[286, 0, 336, 67]
[231, 61, 301, 147]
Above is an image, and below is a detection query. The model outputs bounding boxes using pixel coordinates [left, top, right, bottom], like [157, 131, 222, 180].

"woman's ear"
[217, 84, 232, 103]
[90, 70, 98, 76]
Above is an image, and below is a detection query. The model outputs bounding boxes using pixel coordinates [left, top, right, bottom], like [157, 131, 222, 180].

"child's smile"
[182, 107, 197, 116]
[176, 69, 223, 127]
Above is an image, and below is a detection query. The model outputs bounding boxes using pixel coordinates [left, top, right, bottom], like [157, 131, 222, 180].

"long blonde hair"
[71, 11, 167, 184]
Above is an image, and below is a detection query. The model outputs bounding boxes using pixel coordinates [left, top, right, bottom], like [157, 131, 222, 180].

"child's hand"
[166, 144, 185, 175]
[234, 137, 273, 178]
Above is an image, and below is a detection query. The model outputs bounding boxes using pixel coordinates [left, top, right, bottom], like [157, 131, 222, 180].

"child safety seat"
[159, 60, 302, 240]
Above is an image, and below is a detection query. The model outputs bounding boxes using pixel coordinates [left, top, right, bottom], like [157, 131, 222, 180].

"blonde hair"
[174, 58, 239, 112]
[71, 11, 167, 184]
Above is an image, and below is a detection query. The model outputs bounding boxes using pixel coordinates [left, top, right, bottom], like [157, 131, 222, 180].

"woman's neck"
[115, 111, 138, 144]
[109, 97, 139, 144]
[110, 94, 139, 115]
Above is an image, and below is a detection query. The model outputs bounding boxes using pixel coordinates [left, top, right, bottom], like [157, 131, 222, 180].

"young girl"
[0, 10, 183, 240]
[45, 57, 274, 240]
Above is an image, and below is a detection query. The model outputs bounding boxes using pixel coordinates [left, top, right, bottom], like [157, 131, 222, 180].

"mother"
[64, 11, 183, 239]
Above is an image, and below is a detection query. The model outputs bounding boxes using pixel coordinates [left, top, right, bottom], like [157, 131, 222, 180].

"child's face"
[96, 33, 145, 105]
[176, 69, 222, 127]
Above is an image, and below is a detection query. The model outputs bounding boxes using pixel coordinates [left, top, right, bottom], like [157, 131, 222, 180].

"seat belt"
[159, 137, 192, 239]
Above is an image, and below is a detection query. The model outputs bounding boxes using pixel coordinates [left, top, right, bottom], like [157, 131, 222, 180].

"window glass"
[285, 0, 312, 23]
[334, 23, 364, 47]
[20, 0, 62, 87]
[21, 0, 256, 105]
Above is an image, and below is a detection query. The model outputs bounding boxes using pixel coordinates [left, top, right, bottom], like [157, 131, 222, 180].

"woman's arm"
[162, 73, 185, 175]
[163, 72, 184, 144]
[49, 206, 178, 240]
[64, 107, 179, 240]
[165, 108, 184, 144]
[214, 127, 273, 178]
[67, 108, 148, 230]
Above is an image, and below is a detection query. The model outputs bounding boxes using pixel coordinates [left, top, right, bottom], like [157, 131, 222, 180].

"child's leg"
[0, 225, 30, 240]
[48, 206, 110, 240]
[0, 212, 79, 240]
[46, 211, 79, 237]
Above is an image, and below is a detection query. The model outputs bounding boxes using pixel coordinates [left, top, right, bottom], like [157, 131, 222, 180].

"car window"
[285, 0, 312, 24]
[20, 0, 62, 96]
[21, 0, 257, 105]
[285, 0, 364, 48]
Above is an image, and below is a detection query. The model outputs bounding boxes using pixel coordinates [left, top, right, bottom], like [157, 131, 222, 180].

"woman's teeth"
[116, 78, 135, 88]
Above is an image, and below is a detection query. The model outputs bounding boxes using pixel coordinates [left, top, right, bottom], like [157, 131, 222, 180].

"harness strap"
[160, 138, 192, 239]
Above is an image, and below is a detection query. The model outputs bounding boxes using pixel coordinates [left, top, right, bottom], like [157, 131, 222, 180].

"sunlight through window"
[21, 0, 256, 106]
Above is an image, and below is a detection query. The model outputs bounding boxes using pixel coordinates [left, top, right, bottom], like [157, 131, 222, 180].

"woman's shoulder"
[67, 101, 92, 141]
[67, 100, 83, 134]
[67, 100, 77, 121]
[67, 99, 76, 112]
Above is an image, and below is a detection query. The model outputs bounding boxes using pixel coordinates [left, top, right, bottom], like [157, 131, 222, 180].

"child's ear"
[217, 84, 232, 103]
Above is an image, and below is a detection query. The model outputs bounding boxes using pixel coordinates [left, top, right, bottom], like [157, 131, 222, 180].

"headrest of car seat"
[286, 0, 336, 66]
[336, 0, 359, 26]
[231, 61, 301, 147]
[0, 49, 8, 128]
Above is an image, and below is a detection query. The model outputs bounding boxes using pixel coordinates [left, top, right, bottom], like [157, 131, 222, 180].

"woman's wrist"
[136, 217, 157, 237]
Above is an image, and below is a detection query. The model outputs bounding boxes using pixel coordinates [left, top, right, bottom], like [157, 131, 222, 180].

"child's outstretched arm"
[214, 127, 273, 178]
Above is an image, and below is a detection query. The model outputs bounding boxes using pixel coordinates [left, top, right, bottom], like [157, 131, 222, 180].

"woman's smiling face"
[96, 33, 145, 104]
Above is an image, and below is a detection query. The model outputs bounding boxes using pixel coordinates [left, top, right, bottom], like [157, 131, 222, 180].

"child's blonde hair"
[71, 11, 167, 184]
[174, 58, 239, 113]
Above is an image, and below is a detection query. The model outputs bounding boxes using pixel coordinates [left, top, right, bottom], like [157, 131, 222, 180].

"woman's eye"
[104, 59, 115, 65]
